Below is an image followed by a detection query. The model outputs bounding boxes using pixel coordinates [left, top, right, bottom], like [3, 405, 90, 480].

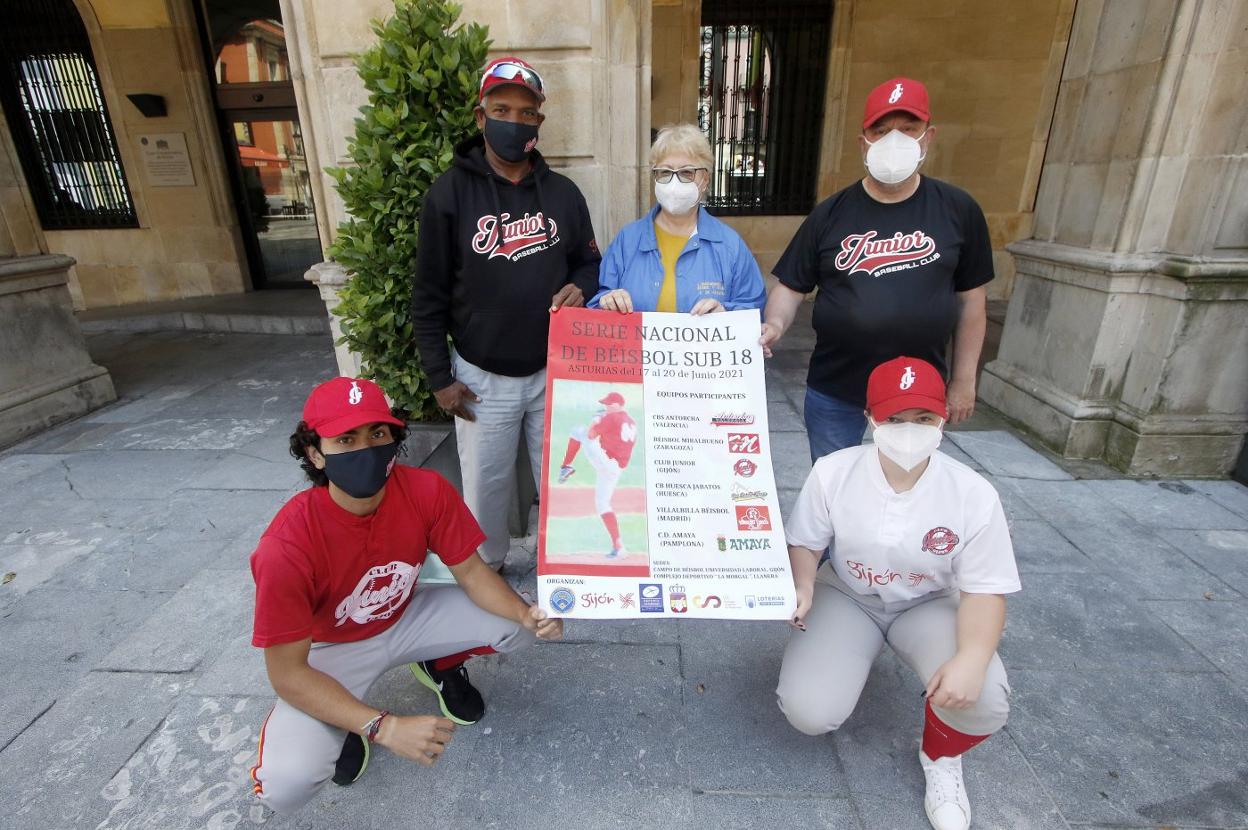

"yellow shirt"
[654, 222, 690, 312]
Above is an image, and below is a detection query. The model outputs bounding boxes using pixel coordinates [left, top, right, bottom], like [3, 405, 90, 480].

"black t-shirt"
[773, 176, 993, 406]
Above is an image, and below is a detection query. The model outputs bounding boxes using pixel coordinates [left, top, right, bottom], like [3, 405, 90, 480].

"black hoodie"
[411, 134, 601, 390]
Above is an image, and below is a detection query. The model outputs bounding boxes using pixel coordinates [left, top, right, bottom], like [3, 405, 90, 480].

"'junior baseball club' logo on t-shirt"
[835, 229, 939, 278]
[921, 527, 960, 556]
[472, 211, 558, 261]
[335, 560, 419, 626]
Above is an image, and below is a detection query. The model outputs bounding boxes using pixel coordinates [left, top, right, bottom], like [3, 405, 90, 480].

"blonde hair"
[649, 123, 714, 170]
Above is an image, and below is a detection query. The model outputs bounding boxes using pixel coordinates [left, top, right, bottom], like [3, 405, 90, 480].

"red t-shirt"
[250, 465, 484, 648]
[589, 410, 637, 467]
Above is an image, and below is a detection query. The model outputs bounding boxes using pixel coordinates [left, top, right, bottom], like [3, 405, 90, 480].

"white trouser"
[776, 568, 1010, 738]
[251, 585, 535, 813]
[452, 352, 546, 567]
[569, 426, 623, 514]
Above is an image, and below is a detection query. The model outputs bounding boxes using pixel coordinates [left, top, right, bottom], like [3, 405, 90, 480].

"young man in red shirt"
[249, 377, 561, 813]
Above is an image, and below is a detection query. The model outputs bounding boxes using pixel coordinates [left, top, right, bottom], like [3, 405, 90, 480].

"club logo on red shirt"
[334, 561, 418, 626]
[835, 230, 937, 277]
[472, 211, 558, 261]
[921, 527, 960, 556]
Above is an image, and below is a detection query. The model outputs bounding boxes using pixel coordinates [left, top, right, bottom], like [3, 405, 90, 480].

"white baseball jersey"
[786, 445, 1020, 604]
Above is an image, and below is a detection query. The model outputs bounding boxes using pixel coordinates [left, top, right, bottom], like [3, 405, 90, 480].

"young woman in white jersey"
[778, 356, 1020, 830]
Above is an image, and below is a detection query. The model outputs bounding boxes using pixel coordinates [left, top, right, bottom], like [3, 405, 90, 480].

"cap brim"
[869, 394, 947, 422]
[314, 410, 405, 438]
[863, 104, 930, 130]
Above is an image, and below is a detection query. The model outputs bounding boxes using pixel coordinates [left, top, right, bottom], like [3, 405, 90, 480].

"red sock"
[922, 701, 991, 760]
[601, 511, 621, 547]
[561, 438, 581, 466]
[431, 645, 496, 672]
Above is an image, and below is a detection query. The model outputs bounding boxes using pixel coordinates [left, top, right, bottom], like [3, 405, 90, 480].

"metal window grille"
[698, 0, 833, 215]
[0, 0, 138, 229]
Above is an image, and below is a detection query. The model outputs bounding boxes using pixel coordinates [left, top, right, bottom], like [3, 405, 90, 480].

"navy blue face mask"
[322, 442, 399, 499]
[484, 116, 539, 163]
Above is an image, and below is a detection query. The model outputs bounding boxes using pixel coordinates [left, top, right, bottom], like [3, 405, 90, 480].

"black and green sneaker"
[409, 660, 485, 725]
[332, 732, 370, 786]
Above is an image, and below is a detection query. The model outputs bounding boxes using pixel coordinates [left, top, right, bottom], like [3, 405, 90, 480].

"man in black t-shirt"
[760, 77, 992, 461]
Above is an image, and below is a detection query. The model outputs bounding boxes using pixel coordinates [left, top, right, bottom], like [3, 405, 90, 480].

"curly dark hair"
[289, 409, 410, 486]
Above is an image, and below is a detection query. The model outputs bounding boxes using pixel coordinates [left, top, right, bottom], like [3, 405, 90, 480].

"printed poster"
[537, 307, 795, 620]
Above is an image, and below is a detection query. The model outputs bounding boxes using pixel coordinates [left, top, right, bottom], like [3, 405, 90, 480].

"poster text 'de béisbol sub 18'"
[537, 308, 795, 620]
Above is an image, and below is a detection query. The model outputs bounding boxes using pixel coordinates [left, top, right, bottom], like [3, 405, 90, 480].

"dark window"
[698, 0, 833, 215]
[0, 0, 138, 229]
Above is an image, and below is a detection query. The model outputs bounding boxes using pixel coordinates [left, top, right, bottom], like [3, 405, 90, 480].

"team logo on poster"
[711, 412, 755, 427]
[669, 585, 688, 613]
[549, 587, 577, 614]
[727, 433, 761, 454]
[735, 505, 772, 531]
[733, 458, 758, 478]
[731, 483, 768, 502]
[921, 527, 960, 555]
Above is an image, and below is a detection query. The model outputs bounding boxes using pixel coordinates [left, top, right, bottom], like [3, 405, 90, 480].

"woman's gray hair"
[649, 123, 714, 170]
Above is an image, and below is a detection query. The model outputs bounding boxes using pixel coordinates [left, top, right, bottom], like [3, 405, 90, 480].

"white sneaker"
[921, 751, 971, 830]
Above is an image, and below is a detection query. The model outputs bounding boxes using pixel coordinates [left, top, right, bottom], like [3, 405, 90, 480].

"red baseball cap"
[302, 377, 405, 438]
[863, 77, 930, 129]
[479, 56, 545, 103]
[599, 391, 626, 406]
[866, 357, 948, 421]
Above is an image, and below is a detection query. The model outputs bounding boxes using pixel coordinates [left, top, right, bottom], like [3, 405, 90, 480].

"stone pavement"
[1, 326, 1246, 830]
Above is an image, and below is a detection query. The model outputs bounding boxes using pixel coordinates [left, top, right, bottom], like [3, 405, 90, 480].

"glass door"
[226, 114, 319, 285]
[209, 14, 321, 288]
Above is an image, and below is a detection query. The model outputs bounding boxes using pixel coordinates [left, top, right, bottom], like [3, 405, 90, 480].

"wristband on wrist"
[361, 710, 389, 743]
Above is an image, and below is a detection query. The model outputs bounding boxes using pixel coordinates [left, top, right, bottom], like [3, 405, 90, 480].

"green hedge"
[327, 0, 489, 420]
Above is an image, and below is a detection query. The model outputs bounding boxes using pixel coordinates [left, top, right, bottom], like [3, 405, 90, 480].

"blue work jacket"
[588, 205, 766, 313]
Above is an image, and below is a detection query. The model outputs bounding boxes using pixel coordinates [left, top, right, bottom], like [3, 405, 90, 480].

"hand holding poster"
[538, 308, 796, 620]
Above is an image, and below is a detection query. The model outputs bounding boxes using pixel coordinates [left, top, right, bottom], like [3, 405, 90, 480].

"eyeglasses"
[480, 61, 544, 94]
[652, 167, 706, 184]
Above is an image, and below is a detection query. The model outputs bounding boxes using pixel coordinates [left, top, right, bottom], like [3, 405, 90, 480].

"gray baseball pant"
[452, 352, 545, 568]
[776, 572, 1010, 740]
[251, 584, 536, 813]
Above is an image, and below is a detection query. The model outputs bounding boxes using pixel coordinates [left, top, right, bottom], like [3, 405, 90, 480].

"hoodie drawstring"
[486, 175, 504, 243]
[532, 170, 552, 243]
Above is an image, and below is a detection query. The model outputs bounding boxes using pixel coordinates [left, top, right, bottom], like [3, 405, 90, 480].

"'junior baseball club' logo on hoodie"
[472, 211, 559, 261]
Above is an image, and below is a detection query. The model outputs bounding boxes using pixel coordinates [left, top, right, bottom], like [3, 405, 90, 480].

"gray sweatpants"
[452, 352, 545, 568]
[776, 569, 1010, 739]
[252, 584, 535, 813]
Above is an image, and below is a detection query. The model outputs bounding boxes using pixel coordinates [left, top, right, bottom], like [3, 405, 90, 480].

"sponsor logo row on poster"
[548, 583, 788, 615]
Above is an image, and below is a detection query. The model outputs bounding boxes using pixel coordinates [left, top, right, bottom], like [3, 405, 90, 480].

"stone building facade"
[0, 0, 1242, 474]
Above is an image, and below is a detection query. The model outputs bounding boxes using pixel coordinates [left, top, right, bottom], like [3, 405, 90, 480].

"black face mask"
[484, 117, 539, 163]
[322, 442, 399, 499]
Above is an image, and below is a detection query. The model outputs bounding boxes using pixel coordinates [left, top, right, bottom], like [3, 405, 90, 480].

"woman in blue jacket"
[589, 124, 766, 315]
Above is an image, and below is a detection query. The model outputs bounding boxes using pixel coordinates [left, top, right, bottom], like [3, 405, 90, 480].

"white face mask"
[870, 418, 943, 471]
[655, 178, 701, 215]
[864, 129, 927, 185]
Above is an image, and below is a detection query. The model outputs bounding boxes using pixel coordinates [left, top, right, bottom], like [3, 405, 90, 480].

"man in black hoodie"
[413, 57, 601, 573]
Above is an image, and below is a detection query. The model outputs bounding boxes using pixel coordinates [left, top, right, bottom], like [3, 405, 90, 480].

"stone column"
[980, 0, 1248, 477]
[0, 110, 117, 448]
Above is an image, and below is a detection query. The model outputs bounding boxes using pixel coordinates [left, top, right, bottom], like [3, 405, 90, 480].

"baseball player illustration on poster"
[556, 390, 638, 559]
[543, 380, 648, 571]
